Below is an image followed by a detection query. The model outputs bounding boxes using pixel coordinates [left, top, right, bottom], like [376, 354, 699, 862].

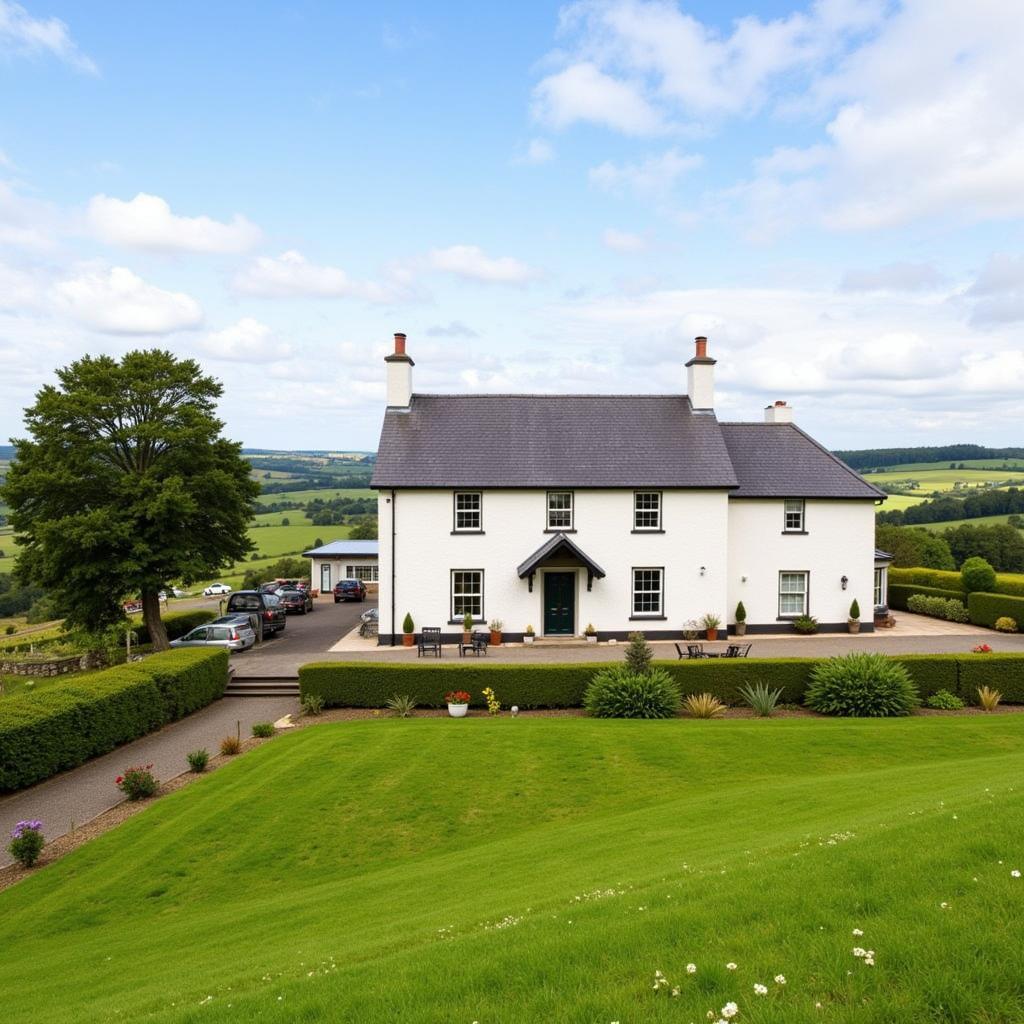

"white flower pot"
[586, 635, 597, 643]
[448, 703, 468, 718]
[524, 635, 534, 644]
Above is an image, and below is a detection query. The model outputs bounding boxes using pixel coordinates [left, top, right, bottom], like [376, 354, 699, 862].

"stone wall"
[0, 654, 88, 677]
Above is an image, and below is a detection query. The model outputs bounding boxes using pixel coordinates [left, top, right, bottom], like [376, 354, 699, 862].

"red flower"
[115, 776, 123, 784]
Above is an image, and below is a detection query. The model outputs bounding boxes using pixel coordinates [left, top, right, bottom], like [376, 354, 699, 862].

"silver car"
[170, 621, 255, 652]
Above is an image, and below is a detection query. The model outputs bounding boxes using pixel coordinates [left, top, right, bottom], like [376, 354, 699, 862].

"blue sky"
[2, 0, 1023, 451]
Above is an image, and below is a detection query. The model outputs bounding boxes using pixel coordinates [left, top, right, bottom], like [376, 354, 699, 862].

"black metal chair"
[458, 631, 489, 657]
[723, 643, 752, 658]
[417, 627, 442, 658]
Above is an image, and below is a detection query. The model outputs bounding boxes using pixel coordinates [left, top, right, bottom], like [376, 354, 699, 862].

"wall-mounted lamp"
[840, 575, 849, 591]
[741, 575, 748, 583]
[699, 566, 707, 577]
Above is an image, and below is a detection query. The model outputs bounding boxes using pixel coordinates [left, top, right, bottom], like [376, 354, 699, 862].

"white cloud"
[965, 253, 1024, 326]
[590, 148, 701, 196]
[532, 61, 666, 135]
[52, 265, 203, 335]
[0, 179, 60, 250]
[0, 0, 97, 74]
[201, 317, 289, 362]
[515, 138, 555, 165]
[232, 250, 401, 302]
[426, 320, 479, 338]
[87, 193, 262, 253]
[840, 262, 946, 292]
[602, 227, 649, 252]
[427, 245, 539, 285]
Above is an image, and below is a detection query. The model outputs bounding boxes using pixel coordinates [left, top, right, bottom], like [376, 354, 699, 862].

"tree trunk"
[142, 590, 169, 651]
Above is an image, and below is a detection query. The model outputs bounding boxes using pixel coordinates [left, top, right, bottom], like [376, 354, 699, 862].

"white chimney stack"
[764, 400, 794, 424]
[685, 335, 715, 410]
[385, 332, 413, 408]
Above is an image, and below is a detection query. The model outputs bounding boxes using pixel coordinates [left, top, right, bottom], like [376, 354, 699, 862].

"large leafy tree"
[2, 350, 259, 649]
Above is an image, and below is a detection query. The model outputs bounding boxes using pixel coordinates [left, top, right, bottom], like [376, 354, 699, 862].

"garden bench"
[723, 643, 752, 658]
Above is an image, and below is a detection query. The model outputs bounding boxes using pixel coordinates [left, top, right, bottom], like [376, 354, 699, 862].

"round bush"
[805, 653, 919, 717]
[583, 665, 680, 719]
[995, 616, 1018, 633]
[961, 556, 996, 594]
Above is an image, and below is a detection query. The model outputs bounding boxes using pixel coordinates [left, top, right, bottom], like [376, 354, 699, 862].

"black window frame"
[545, 490, 575, 532]
[632, 490, 663, 532]
[452, 490, 483, 533]
[630, 566, 665, 618]
[450, 568, 485, 623]
[783, 498, 806, 533]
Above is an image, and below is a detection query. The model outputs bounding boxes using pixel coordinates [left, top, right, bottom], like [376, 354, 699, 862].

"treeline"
[259, 473, 373, 494]
[0, 573, 53, 621]
[877, 523, 1024, 573]
[306, 495, 376, 526]
[837, 444, 1024, 471]
[877, 488, 1024, 526]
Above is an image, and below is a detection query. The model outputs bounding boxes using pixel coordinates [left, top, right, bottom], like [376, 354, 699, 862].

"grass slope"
[1, 717, 1023, 1023]
[920, 513, 1022, 532]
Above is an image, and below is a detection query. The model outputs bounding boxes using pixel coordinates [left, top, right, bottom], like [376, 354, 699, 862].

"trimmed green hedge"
[959, 654, 1024, 703]
[133, 609, 218, 644]
[888, 583, 966, 611]
[298, 654, 988, 710]
[0, 648, 228, 791]
[889, 567, 1024, 598]
[967, 592, 1024, 631]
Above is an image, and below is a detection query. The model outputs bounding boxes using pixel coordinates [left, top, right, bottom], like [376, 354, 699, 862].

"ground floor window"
[347, 564, 379, 582]
[632, 567, 663, 615]
[779, 571, 808, 616]
[874, 567, 886, 607]
[320, 563, 331, 591]
[451, 569, 484, 620]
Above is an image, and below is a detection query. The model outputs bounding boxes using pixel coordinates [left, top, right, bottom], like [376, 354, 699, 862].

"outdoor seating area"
[674, 642, 752, 660]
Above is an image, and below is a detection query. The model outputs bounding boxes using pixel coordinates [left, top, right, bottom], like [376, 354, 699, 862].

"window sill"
[776, 615, 806, 621]
[630, 529, 665, 534]
[782, 530, 808, 535]
[629, 614, 667, 621]
[450, 530, 485, 535]
[543, 528, 576, 533]
[447, 619, 486, 626]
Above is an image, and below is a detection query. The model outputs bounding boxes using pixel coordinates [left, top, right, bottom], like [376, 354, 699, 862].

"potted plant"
[445, 690, 471, 718]
[848, 598, 861, 634]
[701, 612, 721, 641]
[734, 601, 747, 637]
[524, 625, 535, 644]
[584, 623, 598, 643]
[462, 612, 473, 644]
[489, 618, 504, 646]
[402, 612, 415, 647]
[682, 619, 700, 641]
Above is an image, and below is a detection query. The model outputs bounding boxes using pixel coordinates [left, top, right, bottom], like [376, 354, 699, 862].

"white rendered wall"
[377, 488, 730, 637]
[310, 555, 378, 594]
[726, 499, 876, 628]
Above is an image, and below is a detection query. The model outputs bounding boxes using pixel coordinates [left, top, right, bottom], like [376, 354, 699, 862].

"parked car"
[334, 578, 367, 602]
[203, 582, 232, 596]
[170, 620, 255, 652]
[159, 587, 188, 600]
[258, 581, 283, 594]
[225, 591, 287, 636]
[278, 588, 314, 614]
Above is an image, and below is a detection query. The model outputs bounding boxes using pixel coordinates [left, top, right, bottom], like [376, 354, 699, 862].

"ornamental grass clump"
[116, 765, 158, 800]
[385, 693, 417, 717]
[584, 665, 680, 719]
[738, 681, 783, 717]
[805, 653, 919, 717]
[220, 735, 242, 756]
[977, 685, 1002, 712]
[8, 819, 44, 868]
[186, 749, 210, 772]
[251, 722, 275, 738]
[683, 692, 727, 719]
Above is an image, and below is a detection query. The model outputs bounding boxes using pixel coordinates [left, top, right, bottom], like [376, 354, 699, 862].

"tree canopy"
[2, 350, 259, 649]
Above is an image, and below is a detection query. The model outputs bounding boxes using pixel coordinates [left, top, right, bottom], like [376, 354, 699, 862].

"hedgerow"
[966, 592, 1024, 631]
[0, 648, 228, 791]
[907, 594, 971, 623]
[888, 583, 966, 611]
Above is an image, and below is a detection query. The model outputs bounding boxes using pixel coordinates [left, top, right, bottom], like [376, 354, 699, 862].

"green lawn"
[1, 716, 1022, 1023]
[921, 513, 1022, 532]
[875, 493, 925, 511]
[255, 486, 374, 506]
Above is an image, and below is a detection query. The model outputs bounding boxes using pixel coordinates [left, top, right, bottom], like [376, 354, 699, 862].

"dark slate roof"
[302, 540, 379, 557]
[719, 423, 885, 499]
[875, 548, 893, 563]
[372, 394, 738, 489]
[516, 533, 606, 579]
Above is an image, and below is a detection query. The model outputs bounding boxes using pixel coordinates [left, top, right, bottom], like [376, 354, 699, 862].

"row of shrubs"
[906, 594, 970, 623]
[891, 585, 1024, 632]
[298, 652, 1024, 710]
[0, 648, 228, 790]
[890, 566, 1024, 598]
[0, 609, 218, 657]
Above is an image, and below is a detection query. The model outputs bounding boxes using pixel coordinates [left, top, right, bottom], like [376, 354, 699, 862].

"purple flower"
[11, 820, 43, 839]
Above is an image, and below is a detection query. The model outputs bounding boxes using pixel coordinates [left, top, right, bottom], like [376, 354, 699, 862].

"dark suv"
[225, 591, 287, 636]
[334, 578, 367, 602]
[278, 588, 314, 614]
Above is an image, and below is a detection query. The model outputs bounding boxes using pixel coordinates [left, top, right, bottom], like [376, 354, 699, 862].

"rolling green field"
[874, 493, 925, 511]
[865, 464, 1024, 495]
[920, 513, 1023, 533]
[1, 716, 1022, 1023]
[255, 486, 374, 506]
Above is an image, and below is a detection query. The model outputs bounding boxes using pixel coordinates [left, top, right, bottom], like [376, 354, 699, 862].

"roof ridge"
[411, 393, 693, 400]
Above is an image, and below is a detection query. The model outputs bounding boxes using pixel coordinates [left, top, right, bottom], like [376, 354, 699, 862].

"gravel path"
[0, 696, 298, 867]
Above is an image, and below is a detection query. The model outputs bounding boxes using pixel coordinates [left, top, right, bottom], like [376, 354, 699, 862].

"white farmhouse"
[371, 333, 885, 644]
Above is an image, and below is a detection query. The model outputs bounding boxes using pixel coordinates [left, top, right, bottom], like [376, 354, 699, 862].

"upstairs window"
[453, 491, 482, 532]
[783, 498, 805, 532]
[547, 491, 574, 530]
[633, 491, 662, 531]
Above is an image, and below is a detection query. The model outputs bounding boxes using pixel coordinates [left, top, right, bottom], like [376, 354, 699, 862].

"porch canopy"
[516, 533, 606, 592]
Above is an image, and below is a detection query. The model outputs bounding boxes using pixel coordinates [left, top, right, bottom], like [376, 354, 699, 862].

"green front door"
[543, 572, 575, 635]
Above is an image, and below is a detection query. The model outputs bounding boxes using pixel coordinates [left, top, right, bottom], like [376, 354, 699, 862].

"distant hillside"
[835, 444, 1024, 471]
